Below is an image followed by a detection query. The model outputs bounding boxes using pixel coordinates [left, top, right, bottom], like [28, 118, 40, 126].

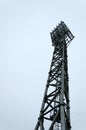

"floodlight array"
[50, 21, 74, 46]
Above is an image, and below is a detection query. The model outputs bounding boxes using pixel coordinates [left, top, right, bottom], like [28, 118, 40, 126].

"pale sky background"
[0, 0, 86, 130]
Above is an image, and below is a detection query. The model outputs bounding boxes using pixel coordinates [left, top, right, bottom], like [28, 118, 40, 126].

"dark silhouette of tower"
[34, 21, 74, 130]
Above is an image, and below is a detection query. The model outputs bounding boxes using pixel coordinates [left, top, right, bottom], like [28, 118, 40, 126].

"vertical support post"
[59, 42, 66, 130]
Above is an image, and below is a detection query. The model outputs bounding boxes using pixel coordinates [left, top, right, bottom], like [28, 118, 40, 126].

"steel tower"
[34, 21, 74, 130]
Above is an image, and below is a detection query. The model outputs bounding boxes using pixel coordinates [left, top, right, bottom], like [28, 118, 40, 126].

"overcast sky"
[0, 0, 86, 130]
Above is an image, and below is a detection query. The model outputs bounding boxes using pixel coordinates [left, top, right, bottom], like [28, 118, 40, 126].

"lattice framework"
[34, 21, 74, 130]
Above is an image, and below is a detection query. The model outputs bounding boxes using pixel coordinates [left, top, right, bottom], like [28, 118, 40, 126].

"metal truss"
[34, 21, 74, 130]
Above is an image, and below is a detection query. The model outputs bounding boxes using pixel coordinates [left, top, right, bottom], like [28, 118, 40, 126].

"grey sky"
[0, 0, 86, 130]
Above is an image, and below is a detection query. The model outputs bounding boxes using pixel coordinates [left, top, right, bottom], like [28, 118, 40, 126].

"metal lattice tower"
[34, 21, 74, 130]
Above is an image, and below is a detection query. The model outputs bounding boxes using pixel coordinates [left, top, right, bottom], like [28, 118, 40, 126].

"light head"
[50, 21, 74, 47]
